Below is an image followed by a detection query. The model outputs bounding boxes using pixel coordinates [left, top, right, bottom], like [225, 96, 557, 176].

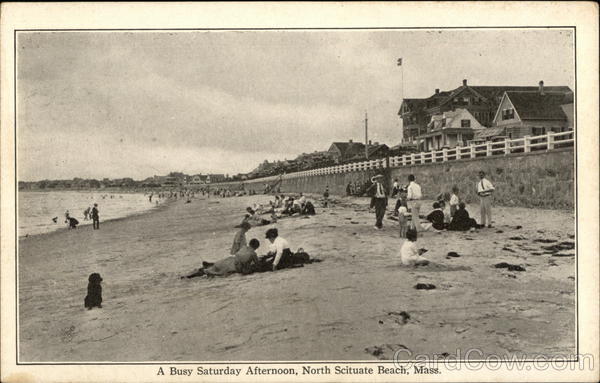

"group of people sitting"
[183, 225, 313, 278]
[394, 185, 478, 234]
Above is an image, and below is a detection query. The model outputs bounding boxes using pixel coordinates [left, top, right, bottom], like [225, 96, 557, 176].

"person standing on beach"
[323, 186, 330, 207]
[366, 174, 388, 230]
[476, 171, 495, 228]
[91, 203, 100, 230]
[406, 174, 423, 231]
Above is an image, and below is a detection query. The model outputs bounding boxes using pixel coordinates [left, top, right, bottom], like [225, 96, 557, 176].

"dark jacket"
[426, 210, 445, 230]
[366, 182, 388, 207]
[448, 208, 476, 231]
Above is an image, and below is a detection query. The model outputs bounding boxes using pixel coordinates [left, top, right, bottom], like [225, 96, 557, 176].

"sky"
[17, 29, 574, 181]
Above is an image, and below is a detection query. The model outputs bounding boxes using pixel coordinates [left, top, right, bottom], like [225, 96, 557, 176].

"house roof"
[471, 85, 571, 100]
[367, 144, 389, 157]
[505, 91, 571, 120]
[398, 98, 427, 115]
[402, 84, 573, 115]
[329, 142, 366, 158]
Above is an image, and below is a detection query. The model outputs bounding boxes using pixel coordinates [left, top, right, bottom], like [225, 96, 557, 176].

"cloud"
[16, 30, 574, 181]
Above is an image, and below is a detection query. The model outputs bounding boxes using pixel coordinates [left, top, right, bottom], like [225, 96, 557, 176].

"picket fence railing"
[224, 131, 574, 185]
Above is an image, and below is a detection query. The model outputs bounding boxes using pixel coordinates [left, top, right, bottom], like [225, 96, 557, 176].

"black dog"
[84, 273, 103, 310]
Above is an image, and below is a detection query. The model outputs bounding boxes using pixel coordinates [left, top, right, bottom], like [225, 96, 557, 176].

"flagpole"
[398, 57, 404, 142]
[401, 60, 404, 102]
[364, 111, 369, 160]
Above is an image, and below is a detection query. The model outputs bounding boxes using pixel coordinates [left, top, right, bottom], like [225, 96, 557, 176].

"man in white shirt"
[406, 174, 424, 231]
[367, 174, 388, 229]
[476, 171, 495, 228]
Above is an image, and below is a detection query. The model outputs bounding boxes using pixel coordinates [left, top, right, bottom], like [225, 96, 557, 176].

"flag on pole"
[397, 58, 402, 66]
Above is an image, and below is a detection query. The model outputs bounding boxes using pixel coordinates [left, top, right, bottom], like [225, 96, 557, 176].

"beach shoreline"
[17, 194, 575, 362]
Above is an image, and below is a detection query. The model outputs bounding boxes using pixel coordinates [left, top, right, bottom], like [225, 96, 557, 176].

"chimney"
[349, 139, 353, 143]
[368, 140, 372, 145]
[539, 80, 545, 95]
[435, 89, 440, 94]
[463, 79, 467, 86]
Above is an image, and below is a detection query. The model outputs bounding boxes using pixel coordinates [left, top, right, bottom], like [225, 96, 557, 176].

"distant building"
[162, 176, 178, 187]
[399, 79, 573, 146]
[399, 98, 428, 143]
[207, 174, 226, 184]
[189, 174, 209, 185]
[417, 108, 484, 151]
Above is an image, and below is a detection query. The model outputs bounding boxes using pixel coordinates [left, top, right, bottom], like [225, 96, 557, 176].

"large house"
[417, 108, 484, 151]
[399, 79, 572, 146]
[490, 83, 574, 139]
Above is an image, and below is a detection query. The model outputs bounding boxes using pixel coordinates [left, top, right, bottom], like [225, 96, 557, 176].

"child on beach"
[397, 203, 408, 238]
[400, 228, 429, 266]
[449, 186, 460, 217]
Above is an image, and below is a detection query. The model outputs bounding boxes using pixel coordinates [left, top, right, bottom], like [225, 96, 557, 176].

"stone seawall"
[217, 148, 574, 209]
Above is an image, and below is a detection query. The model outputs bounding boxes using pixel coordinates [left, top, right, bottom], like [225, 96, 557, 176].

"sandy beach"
[18, 194, 575, 362]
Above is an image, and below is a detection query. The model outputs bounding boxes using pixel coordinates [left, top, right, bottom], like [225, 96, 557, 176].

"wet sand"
[18, 195, 575, 361]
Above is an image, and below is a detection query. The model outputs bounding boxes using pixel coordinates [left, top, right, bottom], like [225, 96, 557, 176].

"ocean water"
[18, 191, 165, 237]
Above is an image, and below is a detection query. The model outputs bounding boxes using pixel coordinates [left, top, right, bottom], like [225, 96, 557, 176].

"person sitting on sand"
[184, 239, 261, 278]
[265, 228, 293, 271]
[292, 194, 306, 214]
[231, 221, 251, 255]
[426, 202, 446, 231]
[400, 228, 429, 266]
[242, 207, 271, 226]
[282, 197, 297, 215]
[448, 202, 478, 231]
[449, 186, 460, 217]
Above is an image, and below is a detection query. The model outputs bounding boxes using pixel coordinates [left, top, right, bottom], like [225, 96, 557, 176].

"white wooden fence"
[229, 131, 574, 184]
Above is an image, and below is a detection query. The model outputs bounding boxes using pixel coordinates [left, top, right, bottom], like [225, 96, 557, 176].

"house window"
[532, 127, 545, 136]
[461, 119, 471, 128]
[502, 109, 515, 120]
[441, 118, 446, 128]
